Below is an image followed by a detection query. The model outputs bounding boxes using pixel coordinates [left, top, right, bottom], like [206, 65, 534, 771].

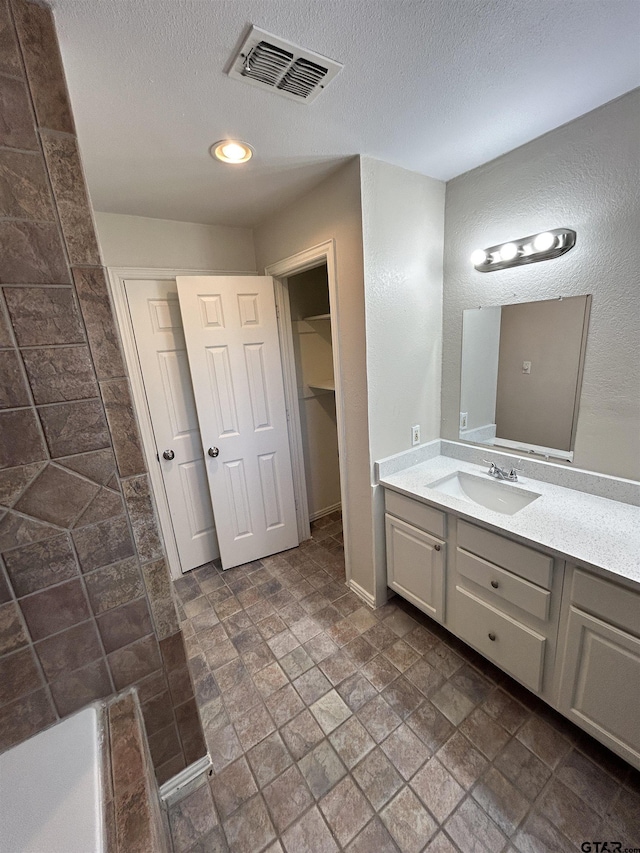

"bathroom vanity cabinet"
[383, 485, 640, 769]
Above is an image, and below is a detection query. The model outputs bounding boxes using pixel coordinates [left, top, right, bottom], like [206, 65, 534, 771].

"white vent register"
[228, 26, 343, 103]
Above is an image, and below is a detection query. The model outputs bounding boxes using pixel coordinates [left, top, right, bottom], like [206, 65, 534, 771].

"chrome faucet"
[484, 460, 522, 482]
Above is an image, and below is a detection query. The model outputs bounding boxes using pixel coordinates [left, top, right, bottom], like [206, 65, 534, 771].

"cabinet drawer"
[452, 587, 546, 692]
[458, 521, 553, 589]
[571, 570, 640, 638]
[457, 548, 551, 621]
[385, 490, 446, 539]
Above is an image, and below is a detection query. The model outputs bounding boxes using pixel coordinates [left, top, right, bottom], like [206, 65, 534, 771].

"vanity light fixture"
[210, 139, 254, 164]
[471, 228, 576, 272]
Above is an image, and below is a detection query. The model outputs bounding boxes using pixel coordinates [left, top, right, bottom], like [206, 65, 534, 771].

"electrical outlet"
[522, 361, 532, 374]
[411, 425, 420, 446]
[459, 411, 468, 430]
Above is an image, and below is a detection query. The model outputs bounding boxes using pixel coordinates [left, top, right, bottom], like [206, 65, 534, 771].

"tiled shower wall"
[0, 0, 206, 783]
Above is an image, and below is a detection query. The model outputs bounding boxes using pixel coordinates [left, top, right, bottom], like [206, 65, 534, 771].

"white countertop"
[379, 456, 640, 587]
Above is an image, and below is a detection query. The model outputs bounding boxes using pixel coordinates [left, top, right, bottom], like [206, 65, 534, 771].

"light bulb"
[499, 242, 518, 262]
[211, 140, 253, 164]
[533, 231, 555, 253]
[471, 249, 487, 266]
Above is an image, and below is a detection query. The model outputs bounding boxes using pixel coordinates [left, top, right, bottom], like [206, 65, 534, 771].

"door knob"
[162, 450, 175, 460]
[488, 632, 496, 641]
[491, 580, 499, 589]
[208, 447, 219, 458]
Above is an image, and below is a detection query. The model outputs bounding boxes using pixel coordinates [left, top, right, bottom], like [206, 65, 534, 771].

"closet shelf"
[308, 380, 335, 392]
[303, 313, 331, 321]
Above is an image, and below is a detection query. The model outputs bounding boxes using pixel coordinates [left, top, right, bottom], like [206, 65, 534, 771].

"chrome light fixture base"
[473, 228, 576, 272]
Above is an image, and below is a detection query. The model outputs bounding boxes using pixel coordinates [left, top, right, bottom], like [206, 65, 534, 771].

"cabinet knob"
[208, 447, 219, 458]
[488, 632, 496, 642]
[162, 449, 175, 461]
[491, 580, 499, 589]
[434, 544, 441, 552]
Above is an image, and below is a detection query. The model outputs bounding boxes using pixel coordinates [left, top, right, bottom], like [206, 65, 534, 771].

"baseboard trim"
[159, 755, 211, 801]
[347, 578, 376, 609]
[309, 502, 342, 523]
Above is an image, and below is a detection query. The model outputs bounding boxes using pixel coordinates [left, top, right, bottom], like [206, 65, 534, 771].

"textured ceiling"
[51, 0, 640, 227]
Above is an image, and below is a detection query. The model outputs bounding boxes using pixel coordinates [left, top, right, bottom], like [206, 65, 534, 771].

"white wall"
[442, 89, 640, 480]
[253, 158, 375, 600]
[360, 158, 445, 602]
[95, 212, 256, 271]
[460, 305, 501, 432]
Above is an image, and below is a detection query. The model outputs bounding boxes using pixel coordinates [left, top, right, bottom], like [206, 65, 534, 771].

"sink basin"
[427, 471, 540, 515]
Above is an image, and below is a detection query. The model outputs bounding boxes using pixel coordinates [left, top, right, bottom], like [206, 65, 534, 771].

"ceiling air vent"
[228, 26, 343, 103]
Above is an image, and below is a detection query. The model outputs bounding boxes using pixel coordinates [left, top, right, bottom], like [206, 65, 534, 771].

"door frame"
[265, 241, 351, 583]
[107, 266, 253, 580]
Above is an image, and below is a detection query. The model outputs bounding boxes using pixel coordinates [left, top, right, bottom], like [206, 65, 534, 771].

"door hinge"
[275, 304, 280, 319]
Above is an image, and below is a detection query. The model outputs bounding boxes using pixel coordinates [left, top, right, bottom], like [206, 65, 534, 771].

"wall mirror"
[459, 294, 592, 460]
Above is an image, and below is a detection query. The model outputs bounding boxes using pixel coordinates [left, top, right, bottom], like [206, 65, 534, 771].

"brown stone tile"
[343, 634, 377, 665]
[380, 723, 429, 781]
[494, 738, 551, 800]
[405, 700, 455, 753]
[0, 645, 42, 705]
[309, 688, 352, 734]
[0, 221, 69, 284]
[0, 409, 47, 469]
[445, 797, 507, 853]
[0, 349, 30, 409]
[3, 532, 78, 596]
[516, 715, 572, 769]
[0, 565, 10, 604]
[404, 658, 446, 699]
[114, 776, 158, 853]
[262, 764, 312, 834]
[282, 708, 325, 760]
[84, 556, 143, 615]
[346, 817, 400, 853]
[102, 381, 146, 478]
[36, 619, 103, 679]
[97, 596, 153, 653]
[140, 557, 178, 639]
[40, 133, 100, 265]
[352, 747, 403, 811]
[459, 706, 511, 759]
[0, 687, 56, 752]
[556, 748, 618, 815]
[156, 752, 185, 787]
[431, 680, 475, 726]
[22, 346, 98, 406]
[358, 695, 402, 743]
[423, 832, 460, 853]
[141, 690, 175, 736]
[318, 650, 357, 686]
[483, 686, 530, 734]
[108, 692, 146, 791]
[472, 766, 530, 835]
[381, 786, 437, 853]
[512, 809, 577, 853]
[265, 682, 305, 728]
[4, 287, 83, 347]
[58, 447, 118, 486]
[426, 643, 464, 678]
[15, 463, 99, 526]
[334, 671, 376, 712]
[148, 720, 182, 768]
[223, 679, 261, 723]
[253, 660, 289, 699]
[247, 730, 293, 787]
[0, 461, 44, 508]
[12, 0, 75, 134]
[222, 794, 276, 853]
[211, 757, 257, 820]
[72, 514, 135, 572]
[234, 701, 275, 751]
[71, 486, 124, 528]
[412, 756, 465, 823]
[279, 644, 313, 680]
[281, 806, 338, 853]
[208, 722, 243, 773]
[437, 731, 488, 789]
[449, 664, 494, 705]
[108, 632, 161, 689]
[607, 787, 640, 843]
[175, 697, 206, 764]
[169, 782, 218, 853]
[72, 267, 126, 380]
[382, 675, 424, 720]
[231, 625, 262, 655]
[267, 627, 299, 659]
[298, 739, 347, 799]
[384, 638, 420, 672]
[293, 665, 331, 705]
[538, 778, 601, 847]
[382, 609, 419, 637]
[0, 0, 21, 75]
[303, 631, 338, 663]
[20, 576, 90, 640]
[0, 510, 59, 553]
[121, 476, 163, 563]
[0, 76, 38, 149]
[39, 399, 110, 458]
[319, 775, 373, 846]
[0, 149, 53, 221]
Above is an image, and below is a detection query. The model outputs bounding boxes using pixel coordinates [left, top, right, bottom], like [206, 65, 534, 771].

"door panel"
[177, 275, 298, 569]
[125, 279, 219, 572]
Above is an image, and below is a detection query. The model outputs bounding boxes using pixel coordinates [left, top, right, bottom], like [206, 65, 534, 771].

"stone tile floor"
[166, 513, 640, 852]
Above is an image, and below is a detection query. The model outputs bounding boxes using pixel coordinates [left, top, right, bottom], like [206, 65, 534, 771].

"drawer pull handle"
[434, 544, 441, 552]
[491, 580, 499, 589]
[488, 632, 496, 641]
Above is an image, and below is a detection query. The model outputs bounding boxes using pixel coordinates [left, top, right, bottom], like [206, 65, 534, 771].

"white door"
[177, 275, 299, 569]
[125, 279, 219, 572]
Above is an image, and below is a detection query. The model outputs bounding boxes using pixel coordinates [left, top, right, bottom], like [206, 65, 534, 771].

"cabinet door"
[558, 606, 640, 769]
[386, 514, 445, 623]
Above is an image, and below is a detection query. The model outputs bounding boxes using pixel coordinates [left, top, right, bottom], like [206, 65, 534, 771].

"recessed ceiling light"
[210, 140, 253, 164]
